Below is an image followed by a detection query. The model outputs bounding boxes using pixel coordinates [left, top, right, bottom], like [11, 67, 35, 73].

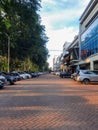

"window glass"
[93, 71, 98, 74]
[81, 18, 98, 60]
[85, 71, 95, 74]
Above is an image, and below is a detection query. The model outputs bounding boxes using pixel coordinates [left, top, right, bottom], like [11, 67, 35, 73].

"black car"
[60, 71, 71, 78]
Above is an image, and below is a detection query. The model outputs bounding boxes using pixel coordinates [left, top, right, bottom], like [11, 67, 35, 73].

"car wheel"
[83, 79, 90, 85]
[10, 82, 15, 85]
[0, 85, 4, 89]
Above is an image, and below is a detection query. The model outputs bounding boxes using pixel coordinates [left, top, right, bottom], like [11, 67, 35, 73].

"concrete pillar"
[90, 61, 94, 70]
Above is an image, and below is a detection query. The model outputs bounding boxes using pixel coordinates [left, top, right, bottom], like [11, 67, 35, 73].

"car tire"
[0, 85, 4, 89]
[10, 82, 15, 85]
[83, 79, 90, 85]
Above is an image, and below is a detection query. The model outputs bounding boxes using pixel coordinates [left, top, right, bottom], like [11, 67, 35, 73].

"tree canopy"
[0, 0, 49, 71]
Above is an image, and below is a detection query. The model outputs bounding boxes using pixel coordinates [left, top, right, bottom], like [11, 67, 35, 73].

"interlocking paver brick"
[0, 74, 98, 130]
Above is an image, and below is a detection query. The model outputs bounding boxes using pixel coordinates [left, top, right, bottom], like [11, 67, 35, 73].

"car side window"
[85, 71, 94, 74]
[93, 71, 98, 75]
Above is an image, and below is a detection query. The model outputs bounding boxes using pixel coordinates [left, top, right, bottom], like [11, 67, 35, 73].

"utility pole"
[8, 35, 10, 73]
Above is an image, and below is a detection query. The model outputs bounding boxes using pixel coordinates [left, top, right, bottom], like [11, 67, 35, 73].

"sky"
[40, 0, 91, 68]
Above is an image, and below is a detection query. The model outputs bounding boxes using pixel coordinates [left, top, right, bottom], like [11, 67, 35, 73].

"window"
[81, 18, 98, 60]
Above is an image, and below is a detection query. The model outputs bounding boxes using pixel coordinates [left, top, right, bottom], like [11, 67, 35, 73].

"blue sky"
[40, 0, 91, 68]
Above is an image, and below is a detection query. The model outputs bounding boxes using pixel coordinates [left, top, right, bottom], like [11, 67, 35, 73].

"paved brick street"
[0, 74, 98, 130]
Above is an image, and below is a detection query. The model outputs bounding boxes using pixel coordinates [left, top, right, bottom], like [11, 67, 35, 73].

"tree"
[0, 0, 49, 71]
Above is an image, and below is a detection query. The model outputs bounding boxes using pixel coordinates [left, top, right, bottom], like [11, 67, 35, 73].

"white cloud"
[40, 0, 91, 68]
[41, 9, 82, 29]
[41, 1, 91, 31]
[47, 27, 78, 49]
[80, 0, 91, 7]
[46, 27, 78, 67]
[41, 0, 56, 6]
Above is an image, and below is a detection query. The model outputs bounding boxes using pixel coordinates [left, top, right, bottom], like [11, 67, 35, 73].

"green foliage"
[0, 55, 8, 71]
[0, 0, 49, 72]
[10, 57, 39, 72]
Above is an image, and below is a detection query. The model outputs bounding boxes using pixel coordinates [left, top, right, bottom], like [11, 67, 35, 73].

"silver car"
[0, 75, 7, 84]
[76, 70, 98, 84]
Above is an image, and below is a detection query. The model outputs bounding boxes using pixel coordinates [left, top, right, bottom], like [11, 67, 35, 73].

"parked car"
[55, 72, 60, 76]
[51, 71, 55, 75]
[59, 71, 71, 78]
[18, 72, 32, 79]
[0, 72, 17, 85]
[17, 72, 27, 79]
[0, 75, 7, 84]
[30, 72, 39, 78]
[71, 72, 77, 80]
[10, 72, 22, 81]
[22, 72, 31, 79]
[76, 70, 98, 84]
[0, 80, 5, 89]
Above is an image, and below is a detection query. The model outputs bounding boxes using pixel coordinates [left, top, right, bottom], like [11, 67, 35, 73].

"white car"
[76, 70, 98, 84]
[55, 72, 60, 76]
[23, 72, 31, 79]
[18, 72, 31, 79]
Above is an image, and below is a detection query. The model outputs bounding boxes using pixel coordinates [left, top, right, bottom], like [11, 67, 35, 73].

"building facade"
[79, 0, 98, 70]
[68, 35, 79, 73]
[62, 42, 71, 72]
[53, 54, 63, 72]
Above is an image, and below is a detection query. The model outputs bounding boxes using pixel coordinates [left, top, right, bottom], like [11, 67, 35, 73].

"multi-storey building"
[63, 42, 70, 56]
[53, 55, 63, 71]
[62, 42, 71, 72]
[68, 35, 79, 73]
[79, 0, 98, 70]
[53, 55, 58, 71]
